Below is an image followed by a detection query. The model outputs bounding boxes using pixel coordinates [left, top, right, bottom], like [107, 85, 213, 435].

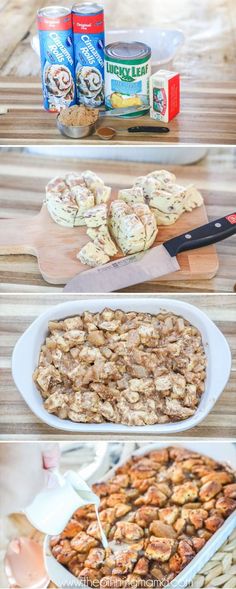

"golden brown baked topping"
[224, 483, 236, 498]
[172, 482, 199, 505]
[113, 522, 144, 543]
[70, 532, 98, 553]
[145, 536, 177, 562]
[199, 480, 222, 502]
[34, 309, 206, 426]
[51, 447, 236, 586]
[149, 521, 177, 539]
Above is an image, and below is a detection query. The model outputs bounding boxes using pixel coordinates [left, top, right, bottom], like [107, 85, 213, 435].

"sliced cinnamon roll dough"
[77, 242, 110, 267]
[45, 171, 111, 227]
[83, 204, 108, 228]
[118, 185, 145, 205]
[118, 169, 203, 227]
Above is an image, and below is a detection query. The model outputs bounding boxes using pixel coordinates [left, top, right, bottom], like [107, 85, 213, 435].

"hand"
[42, 443, 61, 488]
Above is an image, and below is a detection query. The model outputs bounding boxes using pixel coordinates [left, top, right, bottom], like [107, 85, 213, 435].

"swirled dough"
[109, 200, 157, 255]
[45, 171, 111, 227]
[45, 64, 75, 102]
[77, 66, 104, 107]
[77, 242, 109, 267]
[118, 170, 203, 225]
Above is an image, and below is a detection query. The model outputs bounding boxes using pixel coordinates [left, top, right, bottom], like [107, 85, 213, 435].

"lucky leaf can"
[104, 41, 151, 115]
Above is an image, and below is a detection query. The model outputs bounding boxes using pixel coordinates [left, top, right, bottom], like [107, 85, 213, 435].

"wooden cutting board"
[0, 198, 218, 285]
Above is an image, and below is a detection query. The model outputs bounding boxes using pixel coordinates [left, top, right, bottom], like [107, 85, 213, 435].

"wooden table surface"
[0, 150, 235, 294]
[0, 79, 236, 145]
[0, 293, 235, 441]
[0, 0, 235, 145]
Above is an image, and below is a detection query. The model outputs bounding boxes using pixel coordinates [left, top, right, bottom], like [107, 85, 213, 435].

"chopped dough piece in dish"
[84, 204, 108, 228]
[45, 171, 111, 227]
[77, 242, 109, 266]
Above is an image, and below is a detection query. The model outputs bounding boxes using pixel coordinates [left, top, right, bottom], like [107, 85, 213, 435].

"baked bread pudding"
[33, 309, 206, 425]
[50, 446, 236, 587]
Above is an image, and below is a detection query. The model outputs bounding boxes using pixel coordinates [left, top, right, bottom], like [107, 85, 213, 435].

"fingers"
[42, 443, 60, 470]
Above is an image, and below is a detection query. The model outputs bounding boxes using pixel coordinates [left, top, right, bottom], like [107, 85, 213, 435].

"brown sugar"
[58, 104, 99, 127]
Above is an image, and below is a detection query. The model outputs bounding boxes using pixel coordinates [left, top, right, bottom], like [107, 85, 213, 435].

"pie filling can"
[104, 42, 151, 116]
[72, 2, 105, 107]
[37, 6, 76, 112]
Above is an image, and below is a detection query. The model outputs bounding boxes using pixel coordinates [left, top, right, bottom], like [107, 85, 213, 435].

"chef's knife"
[64, 213, 236, 293]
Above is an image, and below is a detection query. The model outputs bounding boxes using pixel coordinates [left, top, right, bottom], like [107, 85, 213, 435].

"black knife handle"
[127, 126, 169, 133]
[164, 213, 236, 257]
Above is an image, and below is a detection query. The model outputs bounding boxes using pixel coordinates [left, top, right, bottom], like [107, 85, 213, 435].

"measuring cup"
[96, 125, 170, 140]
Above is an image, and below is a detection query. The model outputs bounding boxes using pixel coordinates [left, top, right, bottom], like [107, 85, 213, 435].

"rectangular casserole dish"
[12, 298, 231, 433]
[44, 442, 236, 588]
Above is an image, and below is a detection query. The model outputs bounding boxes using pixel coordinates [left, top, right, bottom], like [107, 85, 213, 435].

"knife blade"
[64, 212, 236, 293]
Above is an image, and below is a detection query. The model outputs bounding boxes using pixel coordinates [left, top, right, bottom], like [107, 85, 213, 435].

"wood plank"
[0, 293, 235, 440]
[0, 150, 235, 293]
[0, 79, 236, 145]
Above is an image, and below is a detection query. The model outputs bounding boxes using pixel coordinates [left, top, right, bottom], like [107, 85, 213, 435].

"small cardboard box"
[150, 70, 180, 123]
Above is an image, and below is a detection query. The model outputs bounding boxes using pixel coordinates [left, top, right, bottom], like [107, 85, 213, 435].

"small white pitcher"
[24, 470, 107, 545]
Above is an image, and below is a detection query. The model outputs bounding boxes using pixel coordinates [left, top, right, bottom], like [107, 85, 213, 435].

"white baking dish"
[107, 28, 185, 66]
[12, 298, 231, 433]
[31, 28, 185, 69]
[44, 442, 236, 589]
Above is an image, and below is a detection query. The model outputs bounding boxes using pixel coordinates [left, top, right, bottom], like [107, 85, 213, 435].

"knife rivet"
[215, 223, 221, 228]
[185, 234, 192, 239]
